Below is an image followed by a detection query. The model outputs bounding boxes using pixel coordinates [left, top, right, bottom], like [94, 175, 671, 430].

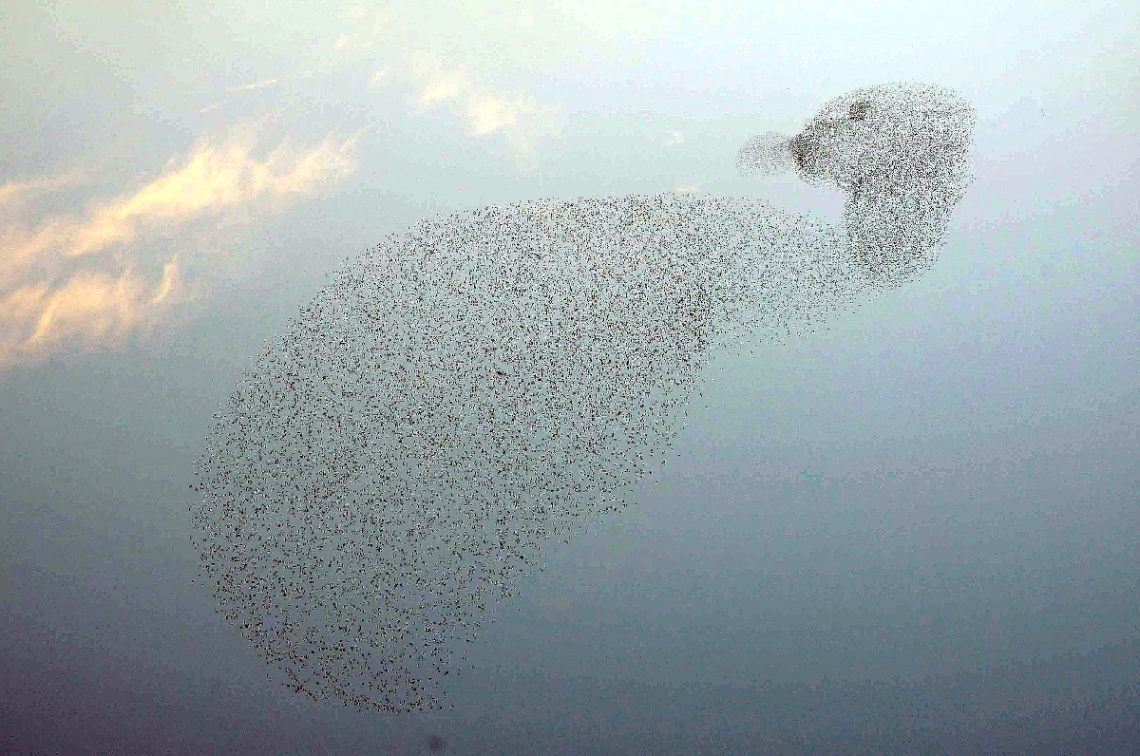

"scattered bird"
[190, 82, 976, 713]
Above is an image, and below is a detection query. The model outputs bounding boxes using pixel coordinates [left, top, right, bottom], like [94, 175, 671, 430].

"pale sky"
[1, 1, 1137, 752]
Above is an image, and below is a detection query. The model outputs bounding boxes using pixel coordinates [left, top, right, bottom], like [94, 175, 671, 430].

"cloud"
[0, 174, 82, 207]
[227, 77, 284, 92]
[335, 5, 388, 52]
[0, 128, 360, 368]
[402, 51, 561, 168]
[409, 51, 470, 108]
[0, 259, 182, 367]
[329, 6, 561, 168]
[5, 129, 360, 274]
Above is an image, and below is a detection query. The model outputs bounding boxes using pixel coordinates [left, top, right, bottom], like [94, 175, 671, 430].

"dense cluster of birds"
[190, 83, 976, 712]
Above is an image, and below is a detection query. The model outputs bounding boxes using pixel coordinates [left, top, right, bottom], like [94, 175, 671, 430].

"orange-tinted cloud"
[1, 128, 359, 368]
[0, 174, 82, 207]
[0, 258, 181, 367]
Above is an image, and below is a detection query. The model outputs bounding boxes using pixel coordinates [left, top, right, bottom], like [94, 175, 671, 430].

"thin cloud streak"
[0, 174, 83, 206]
[227, 77, 284, 92]
[1, 129, 360, 368]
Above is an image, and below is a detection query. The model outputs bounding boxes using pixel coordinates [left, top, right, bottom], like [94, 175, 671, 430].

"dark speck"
[849, 100, 871, 121]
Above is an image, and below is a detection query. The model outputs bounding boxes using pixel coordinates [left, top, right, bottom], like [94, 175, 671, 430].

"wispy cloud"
[0, 128, 360, 368]
[0, 174, 83, 206]
[227, 77, 284, 93]
[401, 50, 561, 168]
[0, 259, 182, 365]
[328, 5, 561, 168]
[4, 129, 359, 278]
[335, 5, 388, 52]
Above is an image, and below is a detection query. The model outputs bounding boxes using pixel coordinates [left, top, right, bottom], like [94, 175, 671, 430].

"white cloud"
[335, 4, 389, 52]
[227, 77, 284, 92]
[402, 51, 561, 168]
[336, 7, 562, 168]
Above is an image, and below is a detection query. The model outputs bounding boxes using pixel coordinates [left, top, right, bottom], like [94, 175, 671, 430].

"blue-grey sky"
[1, 1, 1137, 753]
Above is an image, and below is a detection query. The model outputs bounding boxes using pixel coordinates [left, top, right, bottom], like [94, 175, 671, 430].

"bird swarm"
[191, 83, 976, 712]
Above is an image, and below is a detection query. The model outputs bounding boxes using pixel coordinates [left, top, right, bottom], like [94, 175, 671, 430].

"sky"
[1, 1, 1137, 753]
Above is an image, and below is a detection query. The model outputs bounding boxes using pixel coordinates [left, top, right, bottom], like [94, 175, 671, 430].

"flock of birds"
[190, 83, 976, 713]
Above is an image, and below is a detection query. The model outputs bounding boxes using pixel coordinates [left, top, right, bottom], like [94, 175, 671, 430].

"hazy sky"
[1, 1, 1137, 753]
